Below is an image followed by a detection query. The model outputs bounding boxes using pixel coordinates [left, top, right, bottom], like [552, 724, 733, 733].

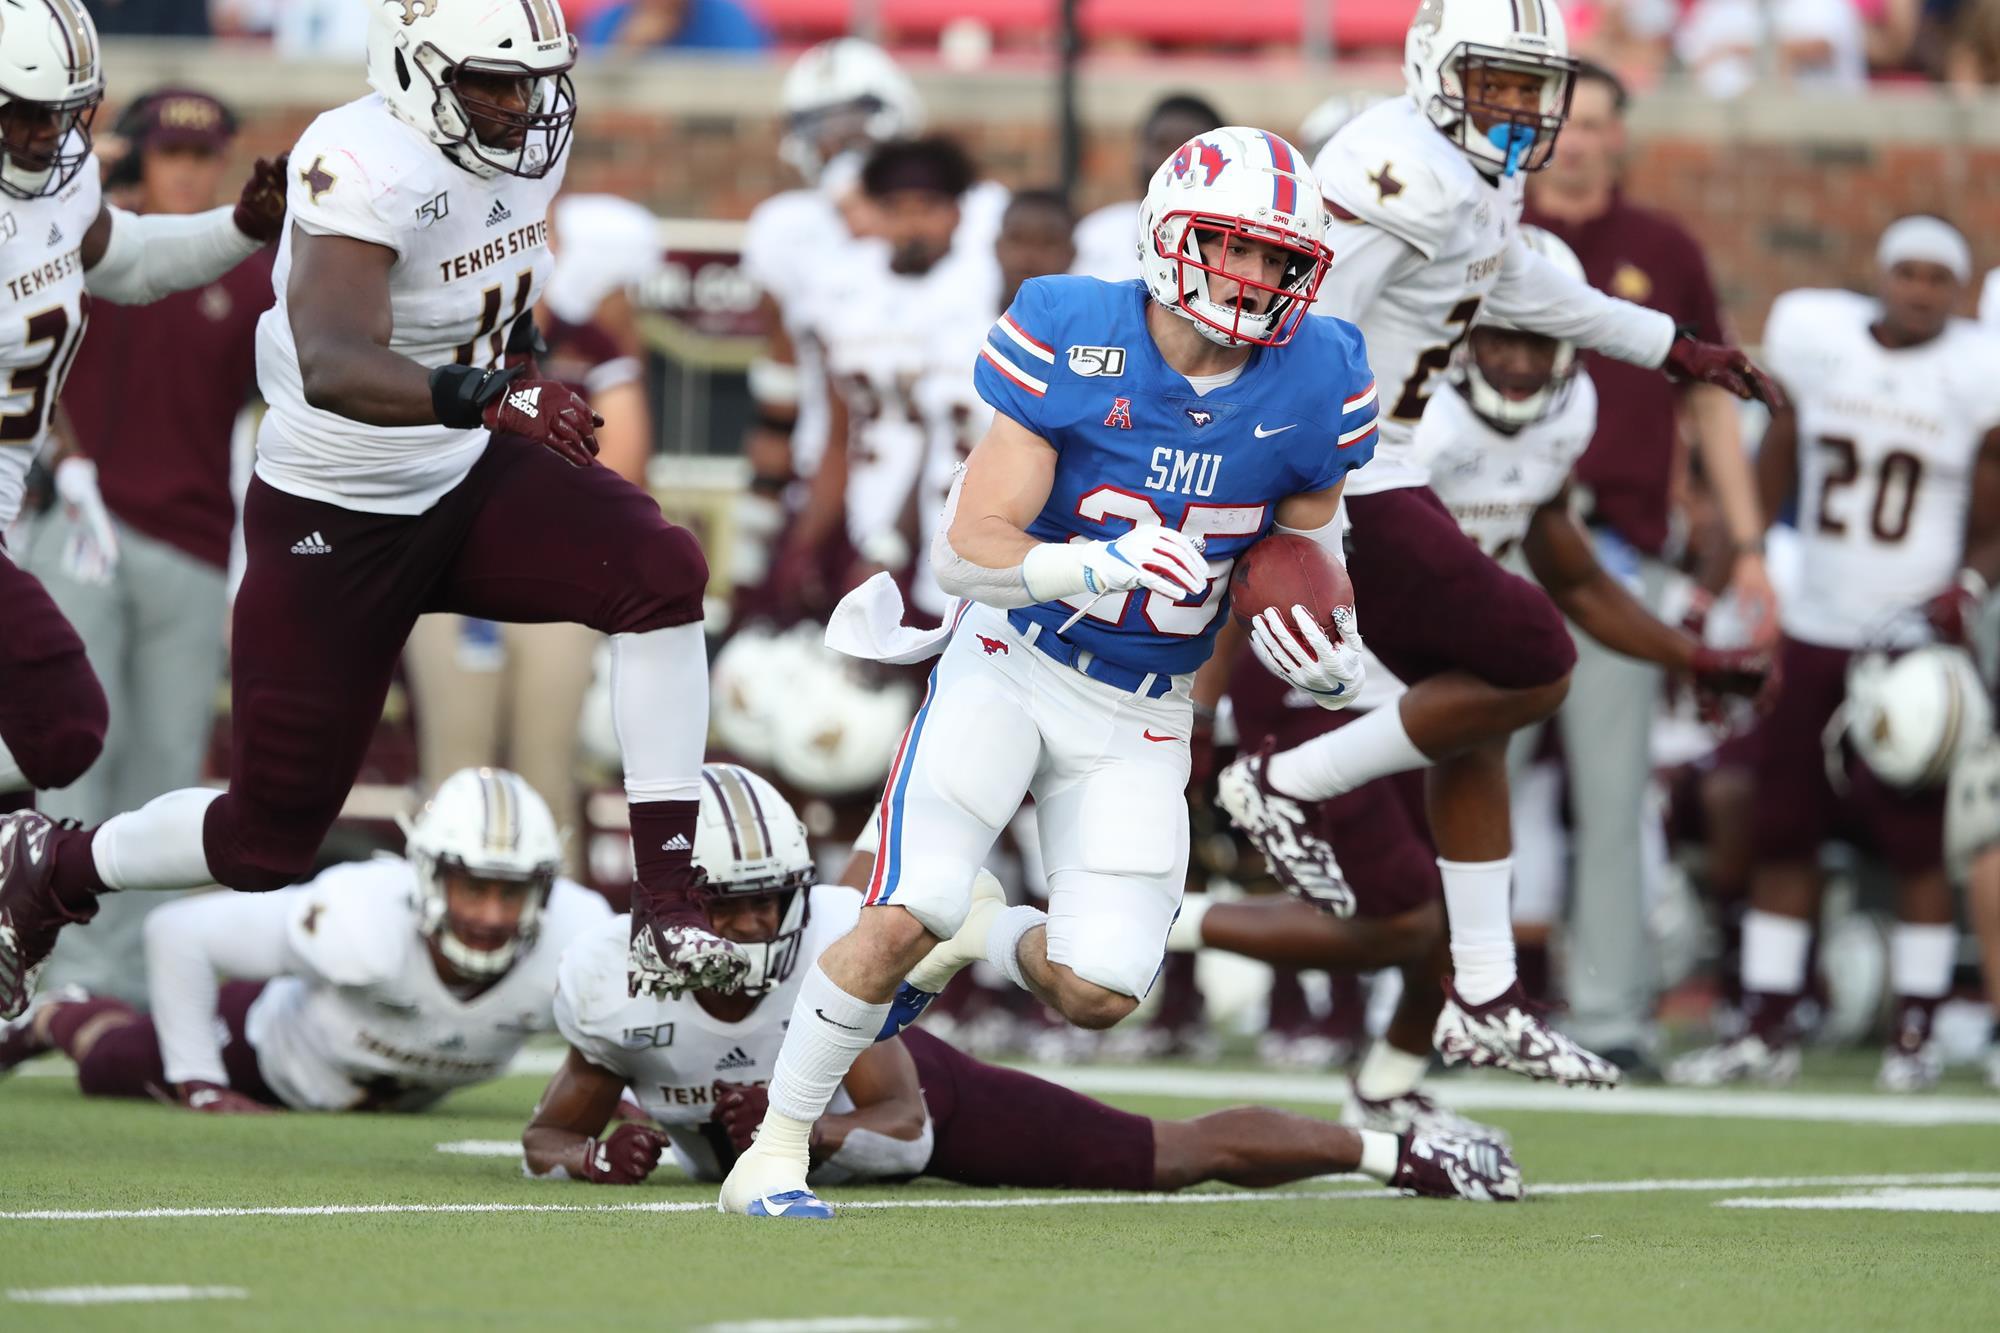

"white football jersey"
[907, 275, 1001, 617]
[254, 95, 568, 514]
[1764, 288, 2000, 649]
[1071, 199, 1141, 283]
[553, 884, 862, 1182]
[0, 142, 98, 527]
[1312, 98, 1527, 495]
[245, 860, 610, 1111]
[1416, 373, 1600, 561]
[742, 187, 845, 479]
[808, 241, 1000, 561]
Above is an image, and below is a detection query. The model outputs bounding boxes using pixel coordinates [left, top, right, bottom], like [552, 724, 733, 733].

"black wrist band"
[429, 363, 515, 429]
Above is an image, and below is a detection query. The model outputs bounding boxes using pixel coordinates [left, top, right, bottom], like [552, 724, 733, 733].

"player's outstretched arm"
[142, 892, 296, 1113]
[79, 156, 288, 306]
[933, 412, 1207, 608]
[1930, 426, 2000, 645]
[522, 1048, 669, 1184]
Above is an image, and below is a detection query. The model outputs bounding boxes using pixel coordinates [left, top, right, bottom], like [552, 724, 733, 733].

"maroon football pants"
[904, 1027, 1155, 1190]
[0, 540, 107, 791]
[69, 979, 282, 1105]
[208, 436, 707, 890]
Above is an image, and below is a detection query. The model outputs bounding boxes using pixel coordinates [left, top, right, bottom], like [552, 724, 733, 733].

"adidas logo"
[505, 386, 541, 417]
[486, 199, 511, 227]
[46, 221, 60, 246]
[714, 1046, 756, 1072]
[290, 531, 332, 555]
[661, 833, 690, 852]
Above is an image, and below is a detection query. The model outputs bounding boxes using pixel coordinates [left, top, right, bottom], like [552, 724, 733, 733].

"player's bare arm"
[1688, 384, 1780, 642]
[1929, 424, 2000, 644]
[1755, 394, 1800, 530]
[288, 230, 437, 426]
[523, 1047, 669, 1184]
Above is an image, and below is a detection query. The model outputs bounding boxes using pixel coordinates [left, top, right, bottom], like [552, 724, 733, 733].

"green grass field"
[5, 1053, 1999, 1332]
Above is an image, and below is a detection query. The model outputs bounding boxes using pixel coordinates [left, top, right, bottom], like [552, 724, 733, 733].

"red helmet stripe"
[1261, 132, 1298, 216]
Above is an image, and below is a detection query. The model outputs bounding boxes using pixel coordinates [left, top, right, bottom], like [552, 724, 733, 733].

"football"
[1229, 532, 1356, 634]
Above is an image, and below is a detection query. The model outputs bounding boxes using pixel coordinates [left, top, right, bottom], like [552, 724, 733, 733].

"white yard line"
[1716, 1186, 2000, 1212]
[436, 1140, 526, 1157]
[696, 1321, 948, 1333]
[8, 1172, 2000, 1224]
[8, 1285, 248, 1305]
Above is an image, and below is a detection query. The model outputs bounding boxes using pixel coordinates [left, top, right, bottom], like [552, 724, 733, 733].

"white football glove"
[1250, 604, 1365, 711]
[54, 457, 119, 587]
[1023, 525, 1208, 604]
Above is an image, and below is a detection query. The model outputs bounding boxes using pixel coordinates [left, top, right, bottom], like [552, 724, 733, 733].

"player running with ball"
[721, 126, 1383, 1219]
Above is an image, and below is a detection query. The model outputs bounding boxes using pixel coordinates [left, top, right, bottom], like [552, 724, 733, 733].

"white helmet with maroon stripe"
[366, 0, 577, 180]
[1405, 0, 1578, 177]
[401, 767, 563, 979]
[693, 763, 814, 995]
[0, 0, 104, 199]
[1138, 125, 1333, 349]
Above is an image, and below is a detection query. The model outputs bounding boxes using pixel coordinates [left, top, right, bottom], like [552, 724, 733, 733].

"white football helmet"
[0, 0, 103, 199]
[365, 0, 576, 180]
[711, 623, 828, 766]
[1452, 225, 1582, 427]
[400, 767, 564, 979]
[769, 645, 917, 797]
[1138, 125, 1333, 349]
[779, 38, 922, 185]
[1406, 0, 1578, 177]
[1843, 645, 1994, 790]
[692, 763, 814, 995]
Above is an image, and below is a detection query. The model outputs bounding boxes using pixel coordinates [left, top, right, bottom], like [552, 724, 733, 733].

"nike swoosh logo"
[1253, 423, 1297, 438]
[1142, 730, 1178, 743]
[815, 1008, 864, 1031]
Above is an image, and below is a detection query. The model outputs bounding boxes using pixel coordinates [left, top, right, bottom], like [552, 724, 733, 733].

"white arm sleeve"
[144, 891, 298, 1088]
[1276, 505, 1346, 554]
[815, 1113, 936, 1184]
[1312, 220, 1416, 323]
[85, 204, 261, 306]
[1486, 236, 1677, 368]
[929, 464, 1039, 608]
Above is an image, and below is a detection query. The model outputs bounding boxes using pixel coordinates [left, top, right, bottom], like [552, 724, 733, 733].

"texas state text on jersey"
[974, 275, 1378, 676]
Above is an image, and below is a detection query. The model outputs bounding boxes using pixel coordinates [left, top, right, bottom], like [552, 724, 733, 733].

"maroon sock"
[44, 996, 139, 1058]
[627, 799, 699, 918]
[1150, 952, 1205, 1030]
[1889, 996, 1943, 1054]
[49, 827, 106, 918]
[1745, 988, 1801, 1043]
[1516, 942, 1553, 1006]
[1322, 971, 1366, 1045]
[1267, 967, 1312, 1035]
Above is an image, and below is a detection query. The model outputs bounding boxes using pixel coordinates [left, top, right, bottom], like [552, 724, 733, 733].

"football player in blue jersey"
[720, 125, 1380, 1219]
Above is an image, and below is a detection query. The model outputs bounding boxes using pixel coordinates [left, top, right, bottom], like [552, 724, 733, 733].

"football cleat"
[878, 870, 1007, 1040]
[627, 908, 751, 1000]
[1664, 1033, 1801, 1088]
[1433, 982, 1622, 1087]
[1390, 1131, 1522, 1202]
[719, 1145, 829, 1219]
[0, 982, 84, 1075]
[0, 813, 92, 1022]
[1215, 748, 1354, 916]
[1340, 1080, 1511, 1147]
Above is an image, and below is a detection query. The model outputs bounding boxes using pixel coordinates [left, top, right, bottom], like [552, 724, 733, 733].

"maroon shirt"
[63, 247, 274, 571]
[1524, 190, 1726, 556]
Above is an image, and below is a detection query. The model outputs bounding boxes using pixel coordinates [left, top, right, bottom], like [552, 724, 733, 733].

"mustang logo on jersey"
[977, 635, 1009, 656]
[1146, 447, 1222, 497]
[1067, 345, 1126, 377]
[1185, 408, 1214, 429]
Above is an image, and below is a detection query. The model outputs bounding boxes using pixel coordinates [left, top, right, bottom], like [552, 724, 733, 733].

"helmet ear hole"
[395, 48, 412, 92]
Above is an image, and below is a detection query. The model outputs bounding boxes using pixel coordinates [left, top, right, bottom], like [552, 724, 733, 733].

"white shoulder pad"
[287, 97, 442, 256]
[742, 188, 835, 297]
[282, 860, 415, 988]
[1313, 107, 1459, 261]
[552, 913, 640, 1069]
[1942, 320, 2000, 431]
[537, 878, 616, 954]
[1759, 287, 1871, 394]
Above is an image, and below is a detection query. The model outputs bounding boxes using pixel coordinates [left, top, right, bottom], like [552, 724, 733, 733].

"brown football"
[1229, 532, 1355, 635]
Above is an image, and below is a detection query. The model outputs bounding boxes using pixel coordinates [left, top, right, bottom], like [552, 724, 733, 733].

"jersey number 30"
[1058, 486, 1267, 636]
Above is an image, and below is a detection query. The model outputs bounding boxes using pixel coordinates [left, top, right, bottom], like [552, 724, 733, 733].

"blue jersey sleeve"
[1302, 321, 1379, 493]
[973, 277, 1061, 436]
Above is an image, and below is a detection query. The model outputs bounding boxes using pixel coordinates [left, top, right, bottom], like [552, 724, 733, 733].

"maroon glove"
[1689, 644, 1778, 722]
[178, 1080, 275, 1114]
[580, 1122, 669, 1185]
[481, 374, 603, 468]
[233, 154, 289, 245]
[1924, 572, 1987, 647]
[1663, 332, 1785, 409]
[713, 1080, 769, 1156]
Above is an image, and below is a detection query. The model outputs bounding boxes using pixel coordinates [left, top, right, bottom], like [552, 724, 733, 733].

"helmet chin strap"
[1487, 122, 1535, 177]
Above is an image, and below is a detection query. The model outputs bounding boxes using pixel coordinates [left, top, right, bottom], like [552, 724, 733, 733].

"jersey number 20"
[1059, 486, 1267, 636]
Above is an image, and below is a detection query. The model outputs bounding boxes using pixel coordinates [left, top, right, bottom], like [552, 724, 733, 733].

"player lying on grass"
[523, 764, 1520, 1201]
[0, 769, 607, 1110]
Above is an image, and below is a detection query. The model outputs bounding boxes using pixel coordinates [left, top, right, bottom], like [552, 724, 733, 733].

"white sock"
[1354, 1040, 1430, 1102]
[1265, 701, 1430, 801]
[92, 789, 222, 891]
[1439, 857, 1516, 1005]
[611, 623, 707, 804]
[1741, 909, 1811, 995]
[763, 963, 889, 1137]
[1357, 1128, 1400, 1182]
[985, 904, 1045, 990]
[1890, 922, 1956, 1000]
[0, 736, 24, 792]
